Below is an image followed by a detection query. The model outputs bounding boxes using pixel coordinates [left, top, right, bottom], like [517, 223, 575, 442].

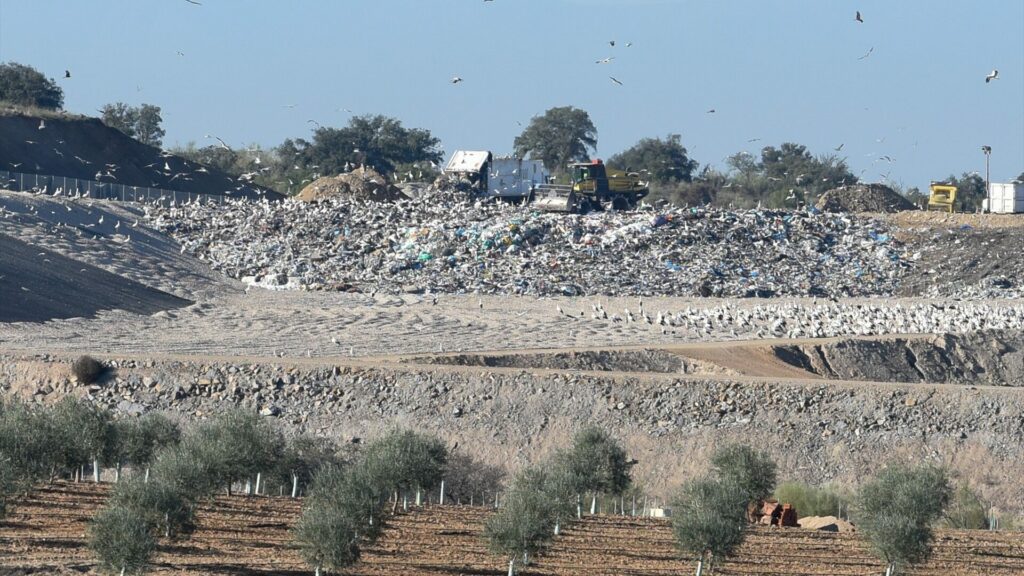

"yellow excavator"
[927, 183, 958, 212]
[534, 159, 649, 213]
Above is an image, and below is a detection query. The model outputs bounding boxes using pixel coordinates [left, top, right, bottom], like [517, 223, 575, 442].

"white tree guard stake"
[415, 489, 421, 506]
[507, 558, 515, 576]
[884, 564, 894, 576]
[255, 472, 262, 495]
[576, 494, 582, 519]
[554, 521, 560, 535]
[439, 480, 445, 505]
[93, 459, 100, 483]
[590, 494, 597, 515]
[245, 479, 252, 495]
[695, 558, 703, 576]
[403, 493, 408, 512]
[114, 463, 121, 483]
[631, 495, 636, 516]
[291, 474, 299, 498]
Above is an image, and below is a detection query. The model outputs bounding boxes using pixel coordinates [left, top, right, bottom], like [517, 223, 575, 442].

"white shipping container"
[987, 182, 1024, 214]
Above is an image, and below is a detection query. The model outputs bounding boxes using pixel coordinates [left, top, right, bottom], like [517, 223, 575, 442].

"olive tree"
[858, 464, 951, 575]
[556, 426, 634, 516]
[185, 410, 285, 495]
[671, 476, 748, 576]
[361, 428, 447, 510]
[292, 464, 368, 576]
[485, 466, 567, 576]
[273, 435, 340, 498]
[89, 505, 155, 576]
[117, 413, 182, 479]
[710, 443, 777, 506]
[50, 397, 116, 482]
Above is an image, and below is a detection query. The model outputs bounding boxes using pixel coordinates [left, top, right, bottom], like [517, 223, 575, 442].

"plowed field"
[1, 482, 1022, 575]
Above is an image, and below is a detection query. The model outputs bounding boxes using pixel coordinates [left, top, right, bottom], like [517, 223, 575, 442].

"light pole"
[982, 145, 992, 212]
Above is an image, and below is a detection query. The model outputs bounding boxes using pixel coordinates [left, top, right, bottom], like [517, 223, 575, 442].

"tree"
[943, 484, 988, 530]
[274, 435, 340, 498]
[513, 106, 597, 173]
[108, 475, 192, 539]
[722, 143, 857, 208]
[111, 413, 181, 480]
[555, 426, 634, 516]
[293, 464, 367, 576]
[485, 466, 566, 576]
[858, 464, 951, 575]
[607, 134, 698, 184]
[300, 115, 443, 176]
[100, 103, 166, 147]
[185, 410, 285, 495]
[51, 397, 116, 482]
[709, 443, 777, 506]
[360, 428, 447, 507]
[671, 476, 748, 576]
[0, 62, 63, 109]
[89, 505, 156, 575]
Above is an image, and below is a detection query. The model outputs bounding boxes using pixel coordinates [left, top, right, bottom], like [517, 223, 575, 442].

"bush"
[671, 476, 748, 573]
[858, 464, 951, 574]
[184, 410, 285, 493]
[89, 505, 155, 575]
[775, 481, 850, 518]
[710, 443, 777, 504]
[72, 355, 104, 384]
[943, 484, 989, 530]
[109, 476, 193, 538]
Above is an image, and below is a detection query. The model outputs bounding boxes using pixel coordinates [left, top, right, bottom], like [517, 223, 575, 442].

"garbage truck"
[442, 150, 549, 202]
[533, 159, 649, 213]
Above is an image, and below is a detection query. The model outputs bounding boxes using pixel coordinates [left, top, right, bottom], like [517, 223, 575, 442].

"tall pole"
[982, 145, 992, 212]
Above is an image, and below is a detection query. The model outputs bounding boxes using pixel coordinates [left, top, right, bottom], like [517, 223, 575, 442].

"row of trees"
[4, 61, 1011, 208]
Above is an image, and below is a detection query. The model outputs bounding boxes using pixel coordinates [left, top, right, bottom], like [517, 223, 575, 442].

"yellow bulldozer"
[533, 159, 649, 213]
[927, 183, 959, 213]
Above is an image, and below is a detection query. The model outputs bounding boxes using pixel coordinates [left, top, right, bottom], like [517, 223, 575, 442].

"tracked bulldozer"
[533, 159, 649, 213]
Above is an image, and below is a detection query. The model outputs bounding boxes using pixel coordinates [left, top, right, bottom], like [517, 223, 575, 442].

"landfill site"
[3, 164, 1024, 513]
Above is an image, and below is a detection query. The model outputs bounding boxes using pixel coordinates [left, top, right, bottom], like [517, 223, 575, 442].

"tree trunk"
[292, 474, 299, 498]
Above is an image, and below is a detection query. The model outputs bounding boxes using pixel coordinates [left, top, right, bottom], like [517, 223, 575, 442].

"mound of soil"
[296, 167, 401, 202]
[0, 110, 282, 200]
[799, 515, 857, 532]
[816, 183, 917, 213]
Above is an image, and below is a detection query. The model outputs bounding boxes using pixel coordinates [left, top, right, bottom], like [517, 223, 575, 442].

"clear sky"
[1, 0, 1021, 189]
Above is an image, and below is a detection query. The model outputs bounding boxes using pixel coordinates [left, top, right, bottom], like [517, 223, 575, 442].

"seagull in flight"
[855, 11, 864, 23]
[596, 57, 614, 64]
[451, 76, 463, 84]
[834, 143, 844, 152]
[184, 0, 201, 4]
[857, 47, 874, 60]
[609, 76, 623, 85]
[985, 69, 999, 83]
[64, 70, 71, 78]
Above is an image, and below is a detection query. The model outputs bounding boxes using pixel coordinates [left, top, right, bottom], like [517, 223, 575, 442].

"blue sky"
[1, 0, 1021, 188]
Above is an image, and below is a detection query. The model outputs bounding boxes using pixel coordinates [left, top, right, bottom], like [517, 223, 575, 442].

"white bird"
[985, 69, 999, 83]
[38, 120, 45, 130]
[451, 76, 463, 84]
[596, 57, 614, 64]
[857, 46, 874, 60]
[609, 76, 623, 85]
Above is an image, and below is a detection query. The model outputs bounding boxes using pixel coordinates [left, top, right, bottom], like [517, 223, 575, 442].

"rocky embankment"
[3, 350, 1022, 511]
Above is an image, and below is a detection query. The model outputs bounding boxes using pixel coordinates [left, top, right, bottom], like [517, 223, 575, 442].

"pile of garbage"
[147, 190, 909, 297]
[296, 167, 403, 203]
[816, 183, 918, 213]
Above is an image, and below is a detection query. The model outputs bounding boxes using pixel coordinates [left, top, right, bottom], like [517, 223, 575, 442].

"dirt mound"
[799, 515, 857, 532]
[816, 183, 917, 213]
[0, 111, 282, 200]
[296, 167, 402, 202]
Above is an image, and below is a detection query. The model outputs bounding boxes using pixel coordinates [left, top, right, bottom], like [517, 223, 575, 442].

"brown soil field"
[1, 482, 1023, 575]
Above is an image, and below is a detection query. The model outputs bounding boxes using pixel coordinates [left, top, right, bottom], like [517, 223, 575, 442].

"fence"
[0, 170, 242, 206]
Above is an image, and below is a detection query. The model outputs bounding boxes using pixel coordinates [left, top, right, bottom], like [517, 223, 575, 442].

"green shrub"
[361, 428, 447, 502]
[89, 505, 155, 575]
[943, 484, 989, 530]
[72, 355, 105, 384]
[775, 481, 850, 518]
[109, 476, 193, 538]
[292, 495, 361, 575]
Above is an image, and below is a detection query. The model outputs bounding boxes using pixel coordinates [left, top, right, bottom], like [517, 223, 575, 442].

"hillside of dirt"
[0, 111, 283, 200]
[2, 482, 1022, 575]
